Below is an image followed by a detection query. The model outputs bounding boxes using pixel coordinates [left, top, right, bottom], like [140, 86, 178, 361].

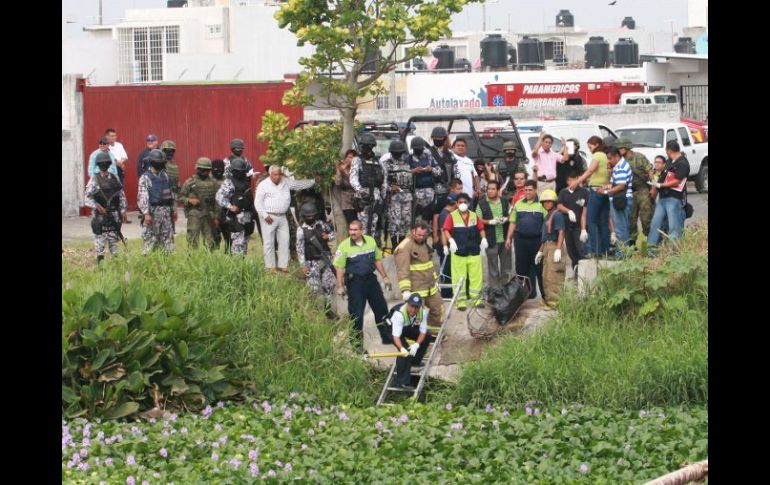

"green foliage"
[62, 398, 708, 483]
[62, 245, 377, 409]
[257, 110, 343, 187]
[62, 286, 236, 419]
[454, 228, 708, 409]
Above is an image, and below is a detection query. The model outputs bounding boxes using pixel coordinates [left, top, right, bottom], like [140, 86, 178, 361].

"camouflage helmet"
[358, 132, 376, 147]
[388, 139, 406, 154]
[410, 137, 427, 150]
[602, 136, 616, 148]
[230, 138, 245, 149]
[430, 126, 448, 138]
[95, 151, 112, 167]
[195, 157, 212, 170]
[160, 140, 176, 150]
[299, 202, 319, 218]
[614, 137, 633, 150]
[148, 149, 166, 162]
[503, 141, 517, 151]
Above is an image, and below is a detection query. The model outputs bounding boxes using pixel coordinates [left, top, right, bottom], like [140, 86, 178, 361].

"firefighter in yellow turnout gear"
[441, 192, 488, 310]
[393, 222, 444, 327]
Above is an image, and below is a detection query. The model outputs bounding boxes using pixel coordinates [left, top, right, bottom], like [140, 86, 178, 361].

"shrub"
[62, 286, 238, 419]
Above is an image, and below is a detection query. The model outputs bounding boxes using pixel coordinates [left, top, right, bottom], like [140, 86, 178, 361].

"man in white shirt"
[254, 165, 317, 272]
[451, 138, 479, 207]
[387, 293, 432, 391]
[105, 128, 128, 186]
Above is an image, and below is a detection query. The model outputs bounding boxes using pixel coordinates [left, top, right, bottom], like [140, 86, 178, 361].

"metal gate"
[680, 85, 708, 121]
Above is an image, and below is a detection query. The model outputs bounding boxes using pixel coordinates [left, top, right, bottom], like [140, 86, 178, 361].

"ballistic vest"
[94, 173, 122, 211]
[147, 171, 173, 206]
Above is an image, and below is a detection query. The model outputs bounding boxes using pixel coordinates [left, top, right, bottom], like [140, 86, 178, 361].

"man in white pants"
[255, 165, 316, 272]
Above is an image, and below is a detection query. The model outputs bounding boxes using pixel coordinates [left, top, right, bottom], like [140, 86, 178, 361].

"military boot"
[96, 255, 105, 265]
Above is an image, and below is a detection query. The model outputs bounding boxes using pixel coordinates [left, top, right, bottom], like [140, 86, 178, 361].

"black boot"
[96, 255, 105, 265]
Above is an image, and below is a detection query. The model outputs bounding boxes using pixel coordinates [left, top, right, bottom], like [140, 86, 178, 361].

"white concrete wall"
[62, 74, 85, 217]
[645, 59, 707, 91]
[62, 28, 117, 86]
[688, 0, 708, 28]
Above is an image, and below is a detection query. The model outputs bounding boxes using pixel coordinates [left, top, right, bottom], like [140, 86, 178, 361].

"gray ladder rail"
[376, 276, 465, 406]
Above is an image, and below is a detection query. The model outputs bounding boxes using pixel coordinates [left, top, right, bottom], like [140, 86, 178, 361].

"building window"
[544, 40, 565, 63]
[117, 25, 180, 84]
[206, 24, 223, 39]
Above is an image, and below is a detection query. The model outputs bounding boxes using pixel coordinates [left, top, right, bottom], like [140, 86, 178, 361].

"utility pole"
[482, 4, 486, 31]
[99, 0, 103, 25]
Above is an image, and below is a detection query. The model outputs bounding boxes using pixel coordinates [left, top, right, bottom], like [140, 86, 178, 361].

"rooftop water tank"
[517, 36, 544, 67]
[480, 34, 509, 67]
[432, 44, 455, 69]
[674, 37, 696, 54]
[556, 9, 574, 27]
[621, 16, 636, 29]
[613, 38, 639, 66]
[584, 36, 609, 68]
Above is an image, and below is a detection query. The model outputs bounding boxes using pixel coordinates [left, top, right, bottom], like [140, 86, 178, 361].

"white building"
[62, 0, 313, 85]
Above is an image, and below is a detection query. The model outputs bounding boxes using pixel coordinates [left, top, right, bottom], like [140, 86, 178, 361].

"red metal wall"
[82, 82, 302, 212]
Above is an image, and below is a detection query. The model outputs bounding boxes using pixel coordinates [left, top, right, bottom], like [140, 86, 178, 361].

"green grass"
[63, 238, 379, 406]
[453, 227, 708, 409]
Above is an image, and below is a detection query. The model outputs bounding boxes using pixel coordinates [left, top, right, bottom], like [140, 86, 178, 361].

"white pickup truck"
[615, 123, 708, 193]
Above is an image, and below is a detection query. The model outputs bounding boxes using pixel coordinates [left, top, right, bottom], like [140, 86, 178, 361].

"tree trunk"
[340, 106, 357, 157]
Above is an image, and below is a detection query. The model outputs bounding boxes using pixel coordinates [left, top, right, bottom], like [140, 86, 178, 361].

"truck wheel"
[695, 164, 708, 193]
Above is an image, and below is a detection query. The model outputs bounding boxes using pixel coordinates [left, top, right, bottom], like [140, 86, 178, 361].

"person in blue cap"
[385, 293, 432, 391]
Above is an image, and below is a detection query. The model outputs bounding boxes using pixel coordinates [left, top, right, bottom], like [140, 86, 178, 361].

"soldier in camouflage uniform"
[616, 137, 655, 241]
[408, 137, 442, 231]
[350, 132, 388, 244]
[297, 202, 336, 300]
[428, 126, 459, 213]
[210, 159, 230, 252]
[179, 157, 220, 250]
[160, 140, 181, 234]
[138, 149, 176, 254]
[223, 138, 254, 179]
[215, 158, 255, 255]
[381, 140, 414, 248]
[84, 151, 128, 264]
[498, 140, 528, 198]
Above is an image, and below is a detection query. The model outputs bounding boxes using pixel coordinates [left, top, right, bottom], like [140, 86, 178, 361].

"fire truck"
[486, 81, 646, 107]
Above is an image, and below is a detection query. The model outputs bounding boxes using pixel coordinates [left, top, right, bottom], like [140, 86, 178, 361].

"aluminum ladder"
[376, 274, 465, 406]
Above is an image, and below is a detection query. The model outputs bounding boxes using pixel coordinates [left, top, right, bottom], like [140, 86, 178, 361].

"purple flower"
[202, 405, 213, 418]
[211, 452, 219, 461]
[159, 447, 168, 458]
[142, 482, 150, 485]
[229, 458, 242, 469]
[502, 410, 510, 416]
[214, 424, 222, 432]
[579, 463, 589, 474]
[212, 441, 220, 448]
[318, 420, 326, 427]
[262, 401, 272, 413]
[284, 409, 293, 420]
[77, 462, 89, 471]
[162, 430, 170, 437]
[97, 431, 105, 440]
[451, 422, 463, 430]
[79, 448, 88, 457]
[399, 414, 409, 423]
[485, 404, 494, 413]
[285, 463, 293, 472]
[307, 428, 315, 437]
[126, 455, 136, 466]
[525, 407, 533, 416]
[375, 421, 383, 430]
[71, 452, 81, 464]
[217, 401, 225, 409]
[250, 462, 259, 476]
[218, 436, 228, 445]
[163, 420, 171, 428]
[126, 478, 136, 485]
[249, 450, 258, 461]
[104, 458, 113, 466]
[267, 470, 277, 478]
[445, 403, 453, 410]
[338, 412, 349, 421]
[534, 408, 541, 415]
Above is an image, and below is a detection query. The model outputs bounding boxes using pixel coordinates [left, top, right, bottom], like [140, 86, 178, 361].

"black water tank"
[432, 44, 455, 69]
[480, 34, 509, 67]
[674, 37, 696, 54]
[556, 9, 574, 27]
[614, 38, 639, 66]
[361, 48, 380, 74]
[584, 36, 610, 68]
[167, 0, 187, 7]
[518, 36, 544, 66]
[454, 58, 472, 72]
[507, 42, 517, 65]
[621, 16, 636, 29]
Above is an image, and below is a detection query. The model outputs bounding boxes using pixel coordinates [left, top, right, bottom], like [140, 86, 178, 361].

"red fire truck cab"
[486, 81, 646, 108]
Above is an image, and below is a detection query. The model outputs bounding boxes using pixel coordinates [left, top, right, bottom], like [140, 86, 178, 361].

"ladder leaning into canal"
[376, 274, 465, 406]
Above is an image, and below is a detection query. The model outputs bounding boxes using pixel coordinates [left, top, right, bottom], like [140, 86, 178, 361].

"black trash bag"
[485, 277, 528, 325]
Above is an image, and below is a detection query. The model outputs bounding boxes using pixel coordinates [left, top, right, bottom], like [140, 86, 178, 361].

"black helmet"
[410, 137, 426, 150]
[388, 140, 406, 154]
[358, 132, 376, 147]
[230, 138, 245, 149]
[299, 202, 319, 218]
[148, 149, 165, 162]
[230, 157, 249, 177]
[95, 152, 112, 169]
[431, 126, 448, 138]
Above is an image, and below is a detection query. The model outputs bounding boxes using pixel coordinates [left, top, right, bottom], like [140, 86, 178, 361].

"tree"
[275, 0, 483, 155]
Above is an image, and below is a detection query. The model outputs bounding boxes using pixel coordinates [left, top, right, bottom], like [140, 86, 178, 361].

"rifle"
[305, 225, 334, 271]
